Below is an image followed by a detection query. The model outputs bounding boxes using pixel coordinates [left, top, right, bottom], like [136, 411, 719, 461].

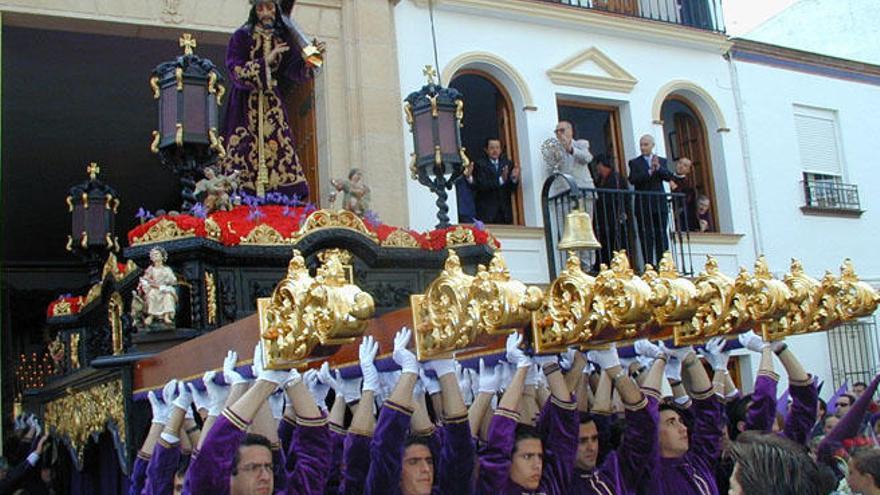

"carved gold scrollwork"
[382, 229, 421, 248]
[205, 272, 217, 325]
[259, 250, 375, 368]
[837, 259, 880, 321]
[469, 253, 543, 336]
[455, 99, 464, 126]
[131, 218, 197, 246]
[639, 252, 699, 345]
[292, 209, 379, 243]
[175, 67, 184, 90]
[590, 251, 654, 345]
[53, 300, 73, 317]
[404, 102, 414, 128]
[412, 250, 478, 360]
[175, 123, 184, 146]
[215, 84, 226, 106]
[240, 224, 290, 245]
[108, 292, 124, 355]
[691, 256, 737, 341]
[745, 256, 793, 341]
[783, 259, 822, 335]
[446, 226, 476, 247]
[65, 235, 74, 252]
[204, 218, 222, 242]
[150, 130, 161, 153]
[209, 127, 227, 157]
[82, 192, 89, 208]
[66, 196, 74, 212]
[427, 94, 439, 117]
[44, 379, 125, 467]
[149, 75, 160, 99]
[80, 231, 89, 249]
[531, 251, 596, 354]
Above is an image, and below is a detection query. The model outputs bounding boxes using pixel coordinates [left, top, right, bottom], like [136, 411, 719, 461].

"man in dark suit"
[628, 134, 676, 268]
[470, 137, 519, 224]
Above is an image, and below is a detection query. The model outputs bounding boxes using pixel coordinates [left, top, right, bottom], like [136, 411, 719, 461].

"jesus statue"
[220, 0, 324, 200]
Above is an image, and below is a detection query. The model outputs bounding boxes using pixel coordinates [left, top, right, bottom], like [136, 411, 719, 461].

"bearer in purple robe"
[477, 332, 578, 495]
[186, 345, 331, 495]
[220, 0, 324, 199]
[572, 344, 665, 495]
[641, 343, 724, 495]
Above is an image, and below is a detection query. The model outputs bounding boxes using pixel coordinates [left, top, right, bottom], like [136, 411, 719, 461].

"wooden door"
[285, 78, 319, 205]
[497, 93, 523, 225]
[673, 108, 717, 230]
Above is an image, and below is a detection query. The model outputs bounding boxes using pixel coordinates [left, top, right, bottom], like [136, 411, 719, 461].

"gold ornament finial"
[87, 162, 100, 180]
[423, 65, 437, 85]
[180, 33, 197, 56]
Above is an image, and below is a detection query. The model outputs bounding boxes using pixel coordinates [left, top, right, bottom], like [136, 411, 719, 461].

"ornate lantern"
[150, 33, 226, 209]
[65, 163, 120, 283]
[404, 66, 470, 228]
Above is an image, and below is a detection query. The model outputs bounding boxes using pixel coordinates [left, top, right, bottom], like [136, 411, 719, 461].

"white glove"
[149, 379, 177, 425]
[359, 335, 380, 393]
[478, 358, 501, 393]
[376, 370, 400, 406]
[172, 380, 194, 411]
[419, 369, 441, 396]
[223, 350, 247, 386]
[559, 349, 578, 371]
[738, 330, 768, 353]
[202, 371, 229, 416]
[413, 375, 426, 401]
[305, 369, 330, 411]
[26, 415, 42, 438]
[498, 361, 515, 390]
[634, 339, 664, 360]
[269, 390, 285, 420]
[701, 336, 730, 371]
[665, 356, 683, 382]
[336, 370, 363, 404]
[14, 414, 25, 432]
[392, 327, 420, 375]
[635, 354, 655, 370]
[505, 333, 532, 369]
[253, 343, 290, 386]
[534, 354, 558, 367]
[317, 362, 343, 402]
[188, 382, 211, 413]
[660, 341, 694, 362]
[425, 357, 456, 379]
[525, 363, 541, 387]
[587, 344, 621, 370]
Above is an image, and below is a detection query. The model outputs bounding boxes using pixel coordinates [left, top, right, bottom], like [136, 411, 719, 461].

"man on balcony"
[628, 135, 676, 268]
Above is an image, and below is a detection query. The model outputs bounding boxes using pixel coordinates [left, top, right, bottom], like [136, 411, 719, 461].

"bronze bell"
[558, 209, 601, 250]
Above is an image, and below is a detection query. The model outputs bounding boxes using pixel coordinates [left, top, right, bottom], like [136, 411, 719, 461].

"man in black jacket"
[470, 138, 519, 224]
[628, 135, 676, 268]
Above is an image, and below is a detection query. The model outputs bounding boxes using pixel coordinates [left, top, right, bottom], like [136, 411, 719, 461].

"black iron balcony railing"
[542, 173, 693, 279]
[540, 0, 725, 33]
[802, 177, 861, 212]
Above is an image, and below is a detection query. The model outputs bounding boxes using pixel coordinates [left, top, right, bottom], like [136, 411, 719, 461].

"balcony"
[538, 0, 725, 33]
[801, 175, 863, 217]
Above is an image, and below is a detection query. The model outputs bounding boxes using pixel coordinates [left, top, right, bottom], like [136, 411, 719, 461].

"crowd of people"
[97, 327, 880, 495]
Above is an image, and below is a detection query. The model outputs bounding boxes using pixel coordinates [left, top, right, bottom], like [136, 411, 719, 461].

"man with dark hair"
[849, 448, 880, 495]
[220, 0, 324, 199]
[468, 137, 519, 224]
[836, 393, 856, 418]
[727, 436, 837, 495]
[592, 153, 627, 269]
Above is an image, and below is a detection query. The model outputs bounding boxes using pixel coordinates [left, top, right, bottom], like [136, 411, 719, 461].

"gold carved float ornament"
[258, 249, 375, 368]
[641, 252, 699, 345]
[531, 251, 598, 354]
[412, 250, 542, 360]
[43, 379, 126, 468]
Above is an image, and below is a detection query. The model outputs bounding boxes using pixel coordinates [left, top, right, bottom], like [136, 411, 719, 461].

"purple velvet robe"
[744, 372, 778, 433]
[340, 432, 371, 495]
[220, 25, 313, 199]
[478, 395, 579, 495]
[185, 408, 332, 495]
[643, 389, 724, 495]
[782, 376, 818, 446]
[818, 372, 880, 476]
[146, 439, 181, 495]
[572, 395, 659, 495]
[130, 454, 149, 495]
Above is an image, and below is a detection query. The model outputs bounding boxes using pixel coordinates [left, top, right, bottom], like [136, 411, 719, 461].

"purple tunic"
[365, 400, 412, 495]
[744, 372, 778, 433]
[478, 395, 578, 495]
[340, 432, 371, 495]
[185, 408, 332, 495]
[326, 424, 346, 495]
[146, 439, 181, 495]
[818, 372, 880, 474]
[782, 376, 818, 446]
[220, 26, 312, 199]
[572, 395, 659, 495]
[643, 388, 723, 495]
[129, 454, 149, 495]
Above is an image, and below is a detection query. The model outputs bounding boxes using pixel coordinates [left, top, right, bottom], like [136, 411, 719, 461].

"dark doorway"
[450, 71, 523, 225]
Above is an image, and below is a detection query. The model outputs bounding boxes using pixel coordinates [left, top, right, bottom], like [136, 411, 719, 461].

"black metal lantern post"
[404, 66, 471, 229]
[65, 162, 120, 284]
[149, 33, 226, 210]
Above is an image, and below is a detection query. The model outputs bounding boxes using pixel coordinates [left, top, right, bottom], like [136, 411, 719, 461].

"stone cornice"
[409, 0, 731, 53]
[729, 38, 880, 85]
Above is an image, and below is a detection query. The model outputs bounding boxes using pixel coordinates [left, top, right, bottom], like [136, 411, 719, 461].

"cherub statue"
[195, 166, 241, 213]
[131, 247, 178, 329]
[329, 168, 371, 216]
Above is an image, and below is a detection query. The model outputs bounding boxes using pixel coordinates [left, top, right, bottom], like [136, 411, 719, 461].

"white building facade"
[393, 0, 880, 397]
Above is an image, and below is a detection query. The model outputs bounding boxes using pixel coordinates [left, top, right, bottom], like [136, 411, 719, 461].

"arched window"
[661, 96, 718, 233]
[449, 71, 523, 225]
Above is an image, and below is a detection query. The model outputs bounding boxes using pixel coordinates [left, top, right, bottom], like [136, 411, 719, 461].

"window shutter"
[793, 108, 841, 176]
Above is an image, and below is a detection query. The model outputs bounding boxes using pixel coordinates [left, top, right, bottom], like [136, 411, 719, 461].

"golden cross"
[180, 33, 197, 56]
[86, 162, 100, 180]
[423, 65, 437, 85]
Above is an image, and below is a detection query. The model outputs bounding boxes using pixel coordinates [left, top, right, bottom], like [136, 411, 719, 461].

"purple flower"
[59, 293, 72, 300]
[473, 219, 486, 231]
[135, 207, 155, 222]
[190, 203, 208, 219]
[282, 206, 291, 217]
[288, 194, 302, 206]
[247, 206, 266, 222]
[302, 203, 317, 216]
[363, 210, 381, 228]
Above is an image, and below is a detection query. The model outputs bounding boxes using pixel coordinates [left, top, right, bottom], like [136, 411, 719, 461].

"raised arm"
[424, 356, 475, 494]
[774, 341, 818, 445]
[470, 359, 500, 438]
[739, 331, 779, 434]
[340, 337, 377, 495]
[818, 372, 880, 468]
[534, 352, 578, 495]
[150, 380, 190, 495]
[679, 346, 723, 464]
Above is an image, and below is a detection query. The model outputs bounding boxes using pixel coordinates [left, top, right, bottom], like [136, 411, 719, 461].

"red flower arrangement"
[127, 206, 500, 252]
